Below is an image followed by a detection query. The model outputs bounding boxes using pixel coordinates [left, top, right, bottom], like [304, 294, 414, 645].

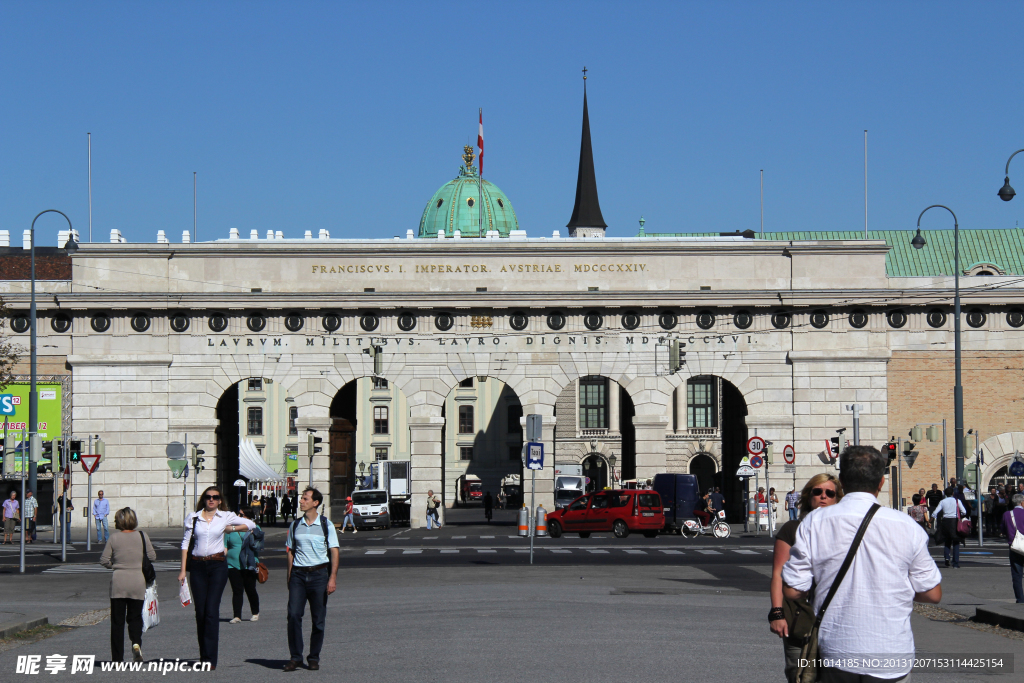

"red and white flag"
[477, 108, 484, 176]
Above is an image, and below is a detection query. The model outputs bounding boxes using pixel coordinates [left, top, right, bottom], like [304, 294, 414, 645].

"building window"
[289, 406, 298, 435]
[459, 378, 474, 388]
[458, 405, 474, 434]
[374, 406, 389, 434]
[247, 377, 262, 391]
[373, 377, 389, 389]
[247, 407, 263, 435]
[579, 376, 607, 429]
[460, 446, 473, 461]
[375, 448, 388, 461]
[507, 404, 523, 434]
[509, 445, 521, 461]
[687, 376, 718, 429]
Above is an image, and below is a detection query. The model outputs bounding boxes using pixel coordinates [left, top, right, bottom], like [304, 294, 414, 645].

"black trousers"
[227, 567, 260, 618]
[190, 559, 228, 667]
[110, 598, 144, 662]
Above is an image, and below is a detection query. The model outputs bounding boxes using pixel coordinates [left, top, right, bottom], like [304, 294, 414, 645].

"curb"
[975, 605, 1024, 632]
[0, 614, 49, 639]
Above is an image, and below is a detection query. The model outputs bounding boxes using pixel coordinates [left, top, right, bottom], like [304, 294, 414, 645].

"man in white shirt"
[92, 490, 110, 543]
[783, 445, 942, 682]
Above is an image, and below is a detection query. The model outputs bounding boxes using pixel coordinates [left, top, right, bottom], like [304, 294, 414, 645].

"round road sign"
[1010, 461, 1024, 477]
[783, 445, 795, 464]
[166, 441, 186, 460]
[746, 436, 766, 456]
[750, 455, 764, 469]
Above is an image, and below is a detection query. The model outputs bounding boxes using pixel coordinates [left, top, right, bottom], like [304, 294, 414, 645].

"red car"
[546, 490, 665, 539]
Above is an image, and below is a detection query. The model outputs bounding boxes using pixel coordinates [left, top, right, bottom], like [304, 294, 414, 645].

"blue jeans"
[788, 508, 798, 521]
[427, 511, 441, 529]
[288, 567, 329, 663]
[189, 559, 228, 667]
[95, 517, 109, 543]
[341, 513, 355, 530]
[1011, 551, 1024, 603]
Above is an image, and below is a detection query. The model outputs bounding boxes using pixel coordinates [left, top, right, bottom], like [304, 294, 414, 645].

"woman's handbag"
[140, 532, 156, 586]
[795, 504, 880, 683]
[256, 562, 269, 584]
[1008, 509, 1024, 555]
[956, 503, 972, 537]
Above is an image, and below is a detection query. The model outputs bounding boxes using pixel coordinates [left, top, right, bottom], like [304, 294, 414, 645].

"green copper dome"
[418, 146, 519, 238]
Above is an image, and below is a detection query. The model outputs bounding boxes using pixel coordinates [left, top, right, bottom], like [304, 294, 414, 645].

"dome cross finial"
[462, 145, 477, 174]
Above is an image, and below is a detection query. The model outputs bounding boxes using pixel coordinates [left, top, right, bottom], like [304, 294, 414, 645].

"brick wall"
[887, 350, 1024, 499]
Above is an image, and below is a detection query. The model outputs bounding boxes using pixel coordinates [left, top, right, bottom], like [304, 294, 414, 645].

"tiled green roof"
[638, 228, 1024, 277]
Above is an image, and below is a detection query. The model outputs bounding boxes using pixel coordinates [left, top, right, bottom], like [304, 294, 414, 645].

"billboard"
[1, 383, 64, 474]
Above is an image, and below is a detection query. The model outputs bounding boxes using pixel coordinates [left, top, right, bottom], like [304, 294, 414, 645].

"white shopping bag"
[142, 584, 160, 632]
[179, 579, 193, 607]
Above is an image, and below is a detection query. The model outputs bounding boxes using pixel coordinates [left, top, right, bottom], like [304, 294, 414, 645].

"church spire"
[567, 67, 607, 236]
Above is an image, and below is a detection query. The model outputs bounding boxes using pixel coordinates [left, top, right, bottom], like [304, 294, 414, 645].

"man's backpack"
[289, 515, 331, 556]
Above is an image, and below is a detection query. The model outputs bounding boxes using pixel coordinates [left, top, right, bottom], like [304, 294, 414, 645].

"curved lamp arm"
[917, 204, 958, 229]
[1005, 149, 1024, 176]
[1000, 150, 1024, 201]
[31, 209, 73, 237]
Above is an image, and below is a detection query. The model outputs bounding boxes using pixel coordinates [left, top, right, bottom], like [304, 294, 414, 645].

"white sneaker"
[353, 529, 358, 533]
[250, 614, 259, 622]
[132, 644, 143, 662]
[229, 617, 241, 624]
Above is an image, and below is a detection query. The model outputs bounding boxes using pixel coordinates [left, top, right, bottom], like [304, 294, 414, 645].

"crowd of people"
[244, 492, 298, 526]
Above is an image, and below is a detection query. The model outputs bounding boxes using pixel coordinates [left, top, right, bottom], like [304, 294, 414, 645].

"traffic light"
[829, 435, 846, 458]
[903, 440, 915, 455]
[910, 426, 923, 441]
[765, 442, 774, 464]
[191, 444, 206, 472]
[884, 441, 898, 465]
[69, 439, 82, 463]
[925, 425, 940, 442]
[668, 340, 686, 374]
[962, 435, 974, 458]
[95, 437, 106, 463]
[307, 431, 323, 457]
[363, 345, 383, 375]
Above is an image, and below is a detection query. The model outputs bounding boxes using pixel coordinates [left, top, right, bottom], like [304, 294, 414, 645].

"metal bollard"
[534, 505, 548, 537]
[518, 506, 530, 537]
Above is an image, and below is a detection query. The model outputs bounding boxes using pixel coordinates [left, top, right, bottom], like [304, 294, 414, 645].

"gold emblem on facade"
[470, 316, 493, 328]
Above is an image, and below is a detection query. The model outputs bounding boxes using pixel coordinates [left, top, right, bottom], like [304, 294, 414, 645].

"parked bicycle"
[681, 509, 731, 539]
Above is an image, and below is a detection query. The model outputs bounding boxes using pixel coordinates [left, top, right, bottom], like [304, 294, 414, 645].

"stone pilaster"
[409, 417, 445, 528]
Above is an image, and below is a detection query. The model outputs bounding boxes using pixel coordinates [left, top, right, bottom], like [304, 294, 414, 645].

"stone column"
[521, 413, 556, 511]
[409, 416, 445, 528]
[608, 381, 620, 434]
[633, 416, 670, 482]
[675, 386, 686, 434]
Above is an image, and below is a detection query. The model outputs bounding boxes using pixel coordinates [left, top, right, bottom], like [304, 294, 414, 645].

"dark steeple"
[567, 71, 607, 235]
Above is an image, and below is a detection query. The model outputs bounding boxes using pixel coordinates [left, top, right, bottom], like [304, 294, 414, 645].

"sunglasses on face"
[204, 495, 221, 501]
[811, 488, 837, 499]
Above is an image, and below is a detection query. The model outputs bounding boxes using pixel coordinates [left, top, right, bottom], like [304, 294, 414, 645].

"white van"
[350, 489, 391, 529]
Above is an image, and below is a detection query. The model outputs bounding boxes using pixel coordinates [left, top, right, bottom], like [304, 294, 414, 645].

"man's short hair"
[1012, 493, 1024, 507]
[303, 486, 323, 507]
[838, 445, 887, 494]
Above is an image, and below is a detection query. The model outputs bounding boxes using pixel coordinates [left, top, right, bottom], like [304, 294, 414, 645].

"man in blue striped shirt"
[283, 487, 339, 672]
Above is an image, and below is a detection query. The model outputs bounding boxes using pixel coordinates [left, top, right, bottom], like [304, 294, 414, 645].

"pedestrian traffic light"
[925, 425, 940, 442]
[910, 426, 923, 441]
[884, 441, 898, 465]
[191, 444, 205, 472]
[668, 341, 686, 374]
[95, 437, 106, 463]
[307, 431, 323, 457]
[962, 435, 974, 458]
[363, 345, 383, 375]
[69, 439, 82, 463]
[903, 440, 915, 455]
[765, 442, 774, 464]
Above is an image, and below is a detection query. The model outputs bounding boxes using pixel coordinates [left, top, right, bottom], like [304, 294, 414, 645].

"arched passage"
[720, 379, 749, 521]
[553, 375, 636, 487]
[689, 453, 716, 495]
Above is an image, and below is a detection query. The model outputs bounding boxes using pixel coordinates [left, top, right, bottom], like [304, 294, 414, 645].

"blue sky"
[2, 1, 1023, 245]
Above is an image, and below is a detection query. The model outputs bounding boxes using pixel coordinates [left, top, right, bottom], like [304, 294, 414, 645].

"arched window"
[458, 405, 474, 434]
[988, 465, 1024, 491]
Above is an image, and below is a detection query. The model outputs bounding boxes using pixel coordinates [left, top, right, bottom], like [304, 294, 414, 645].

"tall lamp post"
[997, 149, 1023, 201]
[910, 206, 964, 484]
[27, 211, 77, 503]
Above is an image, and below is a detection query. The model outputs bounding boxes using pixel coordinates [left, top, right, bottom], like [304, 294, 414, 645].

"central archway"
[582, 453, 609, 492]
[689, 452, 716, 495]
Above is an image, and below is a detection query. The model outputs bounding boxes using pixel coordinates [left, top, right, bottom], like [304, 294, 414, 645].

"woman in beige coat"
[99, 508, 156, 663]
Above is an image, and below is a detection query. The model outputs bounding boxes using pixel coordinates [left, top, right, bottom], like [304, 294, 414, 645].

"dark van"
[652, 473, 701, 533]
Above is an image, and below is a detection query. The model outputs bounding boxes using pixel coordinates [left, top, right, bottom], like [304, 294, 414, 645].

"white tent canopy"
[238, 438, 285, 483]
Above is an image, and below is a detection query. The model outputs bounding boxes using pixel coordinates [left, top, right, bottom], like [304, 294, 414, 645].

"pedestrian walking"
[177, 486, 255, 670]
[934, 486, 967, 568]
[266, 494, 278, 526]
[22, 489, 38, 543]
[426, 490, 442, 529]
[484, 491, 493, 523]
[769, 487, 779, 529]
[782, 446, 942, 682]
[925, 483, 943, 517]
[280, 494, 293, 524]
[785, 488, 800, 522]
[100, 507, 156, 663]
[908, 493, 929, 532]
[710, 487, 726, 517]
[1001, 493, 1024, 603]
[283, 487, 339, 671]
[3, 490, 19, 544]
[93, 490, 111, 544]
[226, 508, 263, 623]
[250, 496, 262, 524]
[770, 472, 844, 683]
[56, 491, 75, 544]
[339, 496, 356, 533]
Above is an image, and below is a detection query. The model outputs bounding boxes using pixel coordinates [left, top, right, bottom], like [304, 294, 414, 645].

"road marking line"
[402, 550, 422, 554]
[423, 536, 438, 540]
[440, 549, 459, 554]
[586, 549, 609, 554]
[623, 549, 646, 554]
[513, 549, 530, 553]
[659, 550, 684, 555]
[480, 535, 495, 539]
[452, 536, 467, 539]
[477, 549, 497, 553]
[732, 549, 758, 555]
[694, 549, 721, 554]
[550, 549, 571, 554]
[365, 550, 386, 555]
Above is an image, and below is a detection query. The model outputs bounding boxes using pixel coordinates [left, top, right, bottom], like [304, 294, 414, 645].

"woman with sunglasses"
[769, 473, 844, 683]
[178, 486, 255, 670]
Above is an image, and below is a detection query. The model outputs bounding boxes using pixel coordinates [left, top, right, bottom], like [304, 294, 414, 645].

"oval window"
[733, 311, 752, 330]
[10, 315, 30, 334]
[397, 312, 416, 332]
[926, 309, 946, 329]
[1007, 308, 1024, 329]
[131, 313, 151, 333]
[497, 198, 504, 208]
[208, 314, 228, 333]
[467, 198, 475, 208]
[246, 314, 266, 333]
[51, 314, 72, 334]
[849, 310, 868, 329]
[887, 310, 907, 329]
[810, 310, 830, 329]
[696, 310, 715, 330]
[436, 198, 444, 208]
[621, 311, 640, 330]
[169, 313, 190, 333]
[966, 308, 986, 328]
[284, 313, 304, 332]
[435, 313, 454, 331]
[547, 312, 566, 331]
[771, 311, 790, 329]
[509, 312, 529, 331]
[584, 311, 603, 331]
[326, 314, 345, 332]
[658, 311, 678, 330]
[91, 313, 110, 333]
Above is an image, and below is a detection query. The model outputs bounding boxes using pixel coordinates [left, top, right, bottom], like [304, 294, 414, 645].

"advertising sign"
[1, 383, 63, 473]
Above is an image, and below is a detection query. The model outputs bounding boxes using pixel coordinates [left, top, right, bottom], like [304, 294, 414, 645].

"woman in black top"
[769, 473, 844, 683]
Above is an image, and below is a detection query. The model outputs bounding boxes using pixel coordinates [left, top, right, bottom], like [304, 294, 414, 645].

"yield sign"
[81, 455, 101, 474]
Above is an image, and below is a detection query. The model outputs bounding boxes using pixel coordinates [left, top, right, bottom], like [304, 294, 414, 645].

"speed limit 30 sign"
[746, 436, 766, 456]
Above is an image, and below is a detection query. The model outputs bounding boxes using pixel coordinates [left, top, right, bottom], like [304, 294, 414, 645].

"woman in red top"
[340, 497, 356, 533]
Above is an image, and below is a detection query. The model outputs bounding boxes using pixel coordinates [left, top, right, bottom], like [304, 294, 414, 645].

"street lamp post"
[911, 206, 964, 484]
[998, 149, 1024, 201]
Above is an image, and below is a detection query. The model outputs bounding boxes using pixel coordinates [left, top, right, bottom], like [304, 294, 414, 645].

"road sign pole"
[19, 440, 26, 574]
[86, 472, 92, 552]
[529, 468, 535, 565]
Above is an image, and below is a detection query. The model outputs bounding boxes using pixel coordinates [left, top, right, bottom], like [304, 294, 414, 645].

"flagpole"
[478, 108, 483, 236]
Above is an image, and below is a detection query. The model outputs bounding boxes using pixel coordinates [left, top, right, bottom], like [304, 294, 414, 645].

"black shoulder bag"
[185, 516, 198, 572]
[140, 531, 156, 586]
[796, 503, 880, 683]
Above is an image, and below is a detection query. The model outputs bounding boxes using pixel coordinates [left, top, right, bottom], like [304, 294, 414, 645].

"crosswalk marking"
[480, 536, 495, 539]
[357, 546, 770, 556]
[452, 536, 466, 539]
[623, 549, 646, 554]
[365, 550, 386, 555]
[513, 549, 530, 553]
[586, 549, 609, 554]
[732, 550, 758, 555]
[550, 549, 571, 554]
[440, 549, 459, 554]
[44, 561, 180, 574]
[659, 550, 684, 555]
[695, 549, 721, 555]
[477, 549, 497, 553]
[402, 550, 422, 554]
